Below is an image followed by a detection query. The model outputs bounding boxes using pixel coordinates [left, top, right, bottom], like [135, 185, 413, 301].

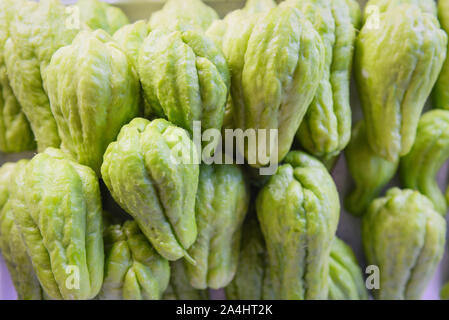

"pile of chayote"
[2, 0, 449, 301]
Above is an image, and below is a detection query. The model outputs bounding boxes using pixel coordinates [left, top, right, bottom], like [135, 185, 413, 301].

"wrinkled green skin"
[217, 5, 325, 167]
[256, 151, 340, 299]
[400, 110, 449, 215]
[113, 20, 150, 70]
[328, 238, 368, 300]
[163, 260, 208, 300]
[287, 0, 358, 162]
[149, 0, 218, 32]
[362, 188, 446, 300]
[139, 28, 230, 153]
[434, 0, 449, 110]
[225, 217, 268, 300]
[75, 0, 129, 35]
[46, 30, 140, 175]
[0, 160, 43, 300]
[355, 3, 447, 161]
[185, 164, 250, 290]
[101, 118, 199, 262]
[99, 220, 170, 300]
[345, 121, 398, 216]
[10, 148, 104, 300]
[0, 0, 35, 153]
[364, 0, 437, 22]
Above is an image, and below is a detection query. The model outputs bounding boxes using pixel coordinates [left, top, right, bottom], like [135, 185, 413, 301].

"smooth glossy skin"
[355, 3, 447, 161]
[400, 110, 449, 215]
[99, 220, 170, 300]
[362, 188, 446, 300]
[46, 29, 140, 175]
[163, 260, 208, 300]
[289, 0, 359, 162]
[10, 148, 104, 300]
[101, 118, 199, 262]
[328, 238, 368, 300]
[185, 164, 250, 290]
[345, 121, 398, 216]
[256, 151, 340, 299]
[434, 0, 449, 110]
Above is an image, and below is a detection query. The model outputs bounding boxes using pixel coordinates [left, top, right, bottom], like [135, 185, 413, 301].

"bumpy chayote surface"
[163, 260, 208, 300]
[46, 29, 140, 175]
[0, 0, 35, 153]
[400, 110, 449, 215]
[434, 0, 449, 110]
[9, 148, 104, 300]
[355, 1, 447, 161]
[185, 164, 250, 290]
[256, 151, 340, 299]
[285, 0, 359, 162]
[362, 188, 446, 300]
[363, 0, 437, 21]
[0, 160, 43, 300]
[328, 238, 368, 300]
[345, 121, 398, 216]
[101, 118, 199, 262]
[99, 220, 170, 300]
[113, 20, 150, 70]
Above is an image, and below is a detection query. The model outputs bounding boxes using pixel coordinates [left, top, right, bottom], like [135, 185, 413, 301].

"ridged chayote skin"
[287, 0, 359, 162]
[219, 4, 325, 167]
[363, 0, 437, 21]
[328, 238, 368, 300]
[355, 3, 447, 161]
[185, 164, 250, 290]
[99, 220, 170, 300]
[345, 121, 398, 216]
[434, 0, 449, 109]
[101, 118, 199, 262]
[10, 148, 104, 300]
[256, 151, 340, 299]
[149, 0, 218, 32]
[0, 160, 43, 300]
[75, 0, 129, 35]
[362, 188, 446, 300]
[0, 0, 35, 153]
[163, 260, 208, 300]
[400, 110, 449, 215]
[113, 20, 150, 70]
[45, 29, 140, 175]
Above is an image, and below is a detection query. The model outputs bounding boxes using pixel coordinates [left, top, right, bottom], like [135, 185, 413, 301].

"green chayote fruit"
[355, 3, 447, 161]
[362, 188, 446, 300]
[45, 29, 140, 175]
[75, 0, 129, 35]
[287, 0, 358, 161]
[113, 20, 150, 70]
[0, 160, 43, 300]
[243, 0, 276, 14]
[434, 0, 449, 110]
[220, 5, 325, 167]
[4, 0, 80, 152]
[185, 164, 250, 290]
[256, 151, 340, 299]
[163, 260, 208, 300]
[10, 148, 104, 300]
[0, 0, 35, 153]
[138, 28, 230, 153]
[345, 121, 398, 216]
[101, 118, 199, 262]
[99, 220, 170, 300]
[363, 0, 437, 22]
[400, 110, 449, 215]
[149, 0, 218, 32]
[328, 238, 368, 300]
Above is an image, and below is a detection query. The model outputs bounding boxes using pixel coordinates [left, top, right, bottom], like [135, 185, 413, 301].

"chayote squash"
[101, 118, 199, 262]
[328, 238, 368, 300]
[345, 121, 398, 216]
[243, 0, 276, 14]
[362, 188, 446, 300]
[256, 151, 340, 299]
[355, 2, 447, 161]
[185, 164, 250, 290]
[45, 29, 140, 175]
[434, 0, 449, 110]
[9, 148, 104, 300]
[400, 110, 449, 215]
[113, 20, 150, 70]
[363, 0, 437, 22]
[163, 260, 208, 300]
[99, 220, 170, 300]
